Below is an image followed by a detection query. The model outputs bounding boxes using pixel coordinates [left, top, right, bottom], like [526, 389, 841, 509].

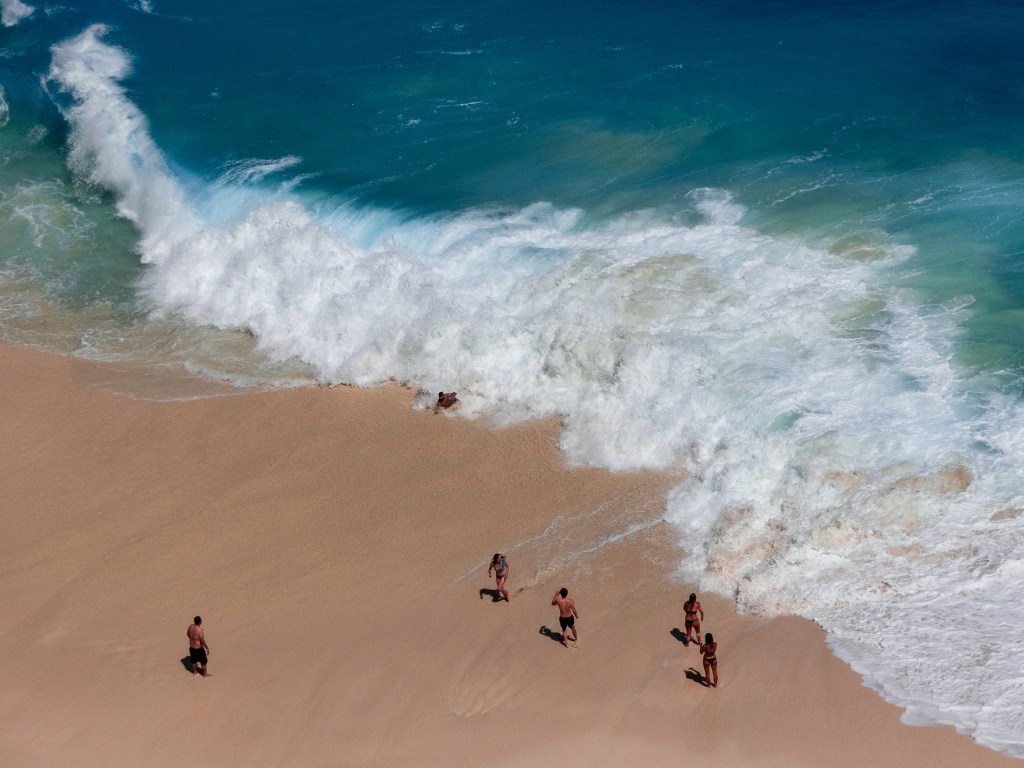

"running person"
[488, 553, 510, 601]
[700, 632, 718, 688]
[683, 593, 703, 646]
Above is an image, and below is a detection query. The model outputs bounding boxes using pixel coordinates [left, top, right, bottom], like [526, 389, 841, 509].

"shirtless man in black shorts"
[187, 616, 211, 677]
[552, 588, 579, 647]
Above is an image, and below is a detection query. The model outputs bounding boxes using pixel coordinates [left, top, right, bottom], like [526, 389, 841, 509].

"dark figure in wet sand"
[436, 391, 458, 409]
[187, 616, 211, 677]
[700, 632, 718, 688]
[488, 553, 510, 601]
[683, 592, 703, 646]
[552, 587, 579, 647]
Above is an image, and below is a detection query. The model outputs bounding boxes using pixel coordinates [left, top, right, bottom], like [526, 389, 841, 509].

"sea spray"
[48, 25, 199, 262]
[0, 0, 33, 27]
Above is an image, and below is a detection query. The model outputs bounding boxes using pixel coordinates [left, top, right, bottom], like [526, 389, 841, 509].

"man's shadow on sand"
[538, 625, 569, 645]
[479, 588, 505, 603]
[179, 656, 194, 673]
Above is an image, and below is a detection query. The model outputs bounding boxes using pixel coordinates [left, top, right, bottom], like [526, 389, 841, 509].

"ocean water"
[2, 0, 1024, 755]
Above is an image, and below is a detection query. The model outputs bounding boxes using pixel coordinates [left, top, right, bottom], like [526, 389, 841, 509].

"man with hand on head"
[552, 587, 579, 647]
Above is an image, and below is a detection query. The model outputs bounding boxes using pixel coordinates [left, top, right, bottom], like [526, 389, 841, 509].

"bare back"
[554, 596, 576, 618]
[187, 623, 205, 649]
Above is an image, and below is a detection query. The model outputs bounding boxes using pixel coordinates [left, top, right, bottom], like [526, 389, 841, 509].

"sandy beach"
[0, 341, 1015, 768]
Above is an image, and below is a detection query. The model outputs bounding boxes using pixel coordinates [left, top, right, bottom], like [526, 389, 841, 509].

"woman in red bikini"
[683, 593, 703, 646]
[700, 632, 718, 688]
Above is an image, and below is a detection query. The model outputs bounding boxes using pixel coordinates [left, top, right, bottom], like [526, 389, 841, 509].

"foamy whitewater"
[4, 1, 1024, 756]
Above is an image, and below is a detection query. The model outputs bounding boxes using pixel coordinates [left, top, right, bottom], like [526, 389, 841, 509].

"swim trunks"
[559, 615, 575, 630]
[189, 646, 208, 666]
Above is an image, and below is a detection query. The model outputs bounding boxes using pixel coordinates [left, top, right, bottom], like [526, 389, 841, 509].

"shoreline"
[0, 341, 1016, 767]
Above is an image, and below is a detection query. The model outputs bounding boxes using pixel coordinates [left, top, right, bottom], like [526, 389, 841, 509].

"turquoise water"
[3, 0, 1024, 755]
[3, 1, 1024, 366]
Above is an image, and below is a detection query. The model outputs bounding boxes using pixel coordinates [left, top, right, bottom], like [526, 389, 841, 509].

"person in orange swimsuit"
[683, 592, 703, 646]
[700, 632, 718, 688]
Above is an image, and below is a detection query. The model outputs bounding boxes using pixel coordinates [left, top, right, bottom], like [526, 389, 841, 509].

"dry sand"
[0, 342, 1016, 767]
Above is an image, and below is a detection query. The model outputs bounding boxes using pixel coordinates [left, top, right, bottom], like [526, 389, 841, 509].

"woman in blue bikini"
[487, 553, 510, 601]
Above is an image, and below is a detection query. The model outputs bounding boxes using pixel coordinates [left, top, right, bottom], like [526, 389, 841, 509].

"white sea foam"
[214, 156, 303, 188]
[0, 0, 33, 27]
[6, 180, 87, 249]
[0, 86, 8, 128]
[47, 25, 1024, 757]
[47, 25, 200, 262]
